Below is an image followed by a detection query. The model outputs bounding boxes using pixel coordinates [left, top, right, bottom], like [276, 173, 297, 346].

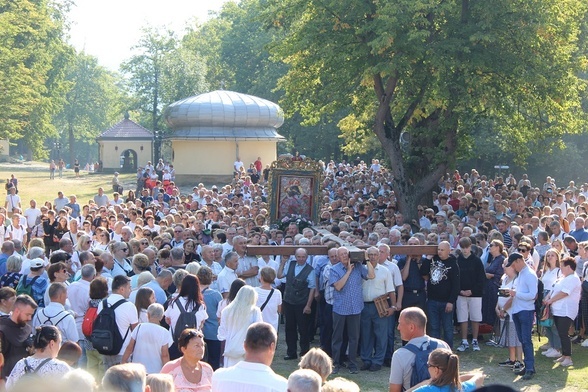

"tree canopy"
[261, 0, 588, 217]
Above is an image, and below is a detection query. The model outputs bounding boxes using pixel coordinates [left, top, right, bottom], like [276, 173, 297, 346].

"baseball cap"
[505, 252, 523, 267]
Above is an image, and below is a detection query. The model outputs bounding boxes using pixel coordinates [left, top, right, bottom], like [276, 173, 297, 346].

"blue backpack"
[404, 339, 439, 388]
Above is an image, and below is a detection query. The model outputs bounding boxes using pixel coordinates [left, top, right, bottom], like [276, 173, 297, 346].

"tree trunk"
[68, 121, 75, 167]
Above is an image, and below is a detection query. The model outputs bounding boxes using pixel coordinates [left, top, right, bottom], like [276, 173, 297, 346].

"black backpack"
[404, 339, 439, 388]
[91, 299, 129, 355]
[172, 298, 198, 343]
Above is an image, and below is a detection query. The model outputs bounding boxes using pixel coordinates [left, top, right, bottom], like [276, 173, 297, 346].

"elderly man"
[360, 247, 396, 372]
[233, 235, 259, 287]
[330, 247, 375, 375]
[278, 248, 315, 360]
[200, 245, 222, 292]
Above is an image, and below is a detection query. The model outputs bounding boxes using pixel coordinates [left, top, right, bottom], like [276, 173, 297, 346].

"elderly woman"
[0, 287, 16, 316]
[0, 254, 23, 289]
[72, 234, 93, 271]
[6, 326, 70, 389]
[299, 348, 333, 383]
[130, 253, 151, 289]
[110, 241, 133, 278]
[543, 257, 582, 367]
[160, 329, 213, 392]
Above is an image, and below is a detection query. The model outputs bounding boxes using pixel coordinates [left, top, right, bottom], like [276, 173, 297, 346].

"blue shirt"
[313, 256, 329, 289]
[144, 280, 168, 305]
[201, 287, 223, 341]
[570, 229, 588, 243]
[329, 262, 368, 315]
[284, 260, 316, 289]
[414, 380, 477, 392]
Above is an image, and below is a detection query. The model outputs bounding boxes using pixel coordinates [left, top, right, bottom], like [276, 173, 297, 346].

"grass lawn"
[271, 328, 588, 392]
[2, 162, 588, 391]
[0, 161, 137, 206]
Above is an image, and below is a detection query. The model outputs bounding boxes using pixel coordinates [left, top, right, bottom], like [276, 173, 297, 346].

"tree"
[0, 0, 71, 158]
[120, 27, 177, 134]
[54, 51, 126, 165]
[262, 0, 587, 220]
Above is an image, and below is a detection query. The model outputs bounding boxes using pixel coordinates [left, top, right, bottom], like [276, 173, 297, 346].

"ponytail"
[429, 348, 462, 390]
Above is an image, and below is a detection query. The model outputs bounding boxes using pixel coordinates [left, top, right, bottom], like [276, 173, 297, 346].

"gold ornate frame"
[267, 157, 322, 225]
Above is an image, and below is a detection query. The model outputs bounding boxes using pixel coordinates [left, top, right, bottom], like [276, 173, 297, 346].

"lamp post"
[153, 131, 162, 163]
[53, 142, 61, 160]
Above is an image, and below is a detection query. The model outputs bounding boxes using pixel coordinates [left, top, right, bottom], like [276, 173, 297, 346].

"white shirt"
[362, 263, 394, 302]
[128, 322, 173, 374]
[97, 294, 138, 355]
[33, 302, 79, 343]
[551, 273, 582, 319]
[200, 260, 223, 292]
[254, 287, 282, 332]
[67, 279, 91, 338]
[164, 296, 208, 339]
[24, 207, 41, 229]
[236, 254, 259, 287]
[382, 260, 404, 289]
[5, 193, 20, 211]
[217, 266, 238, 295]
[212, 361, 287, 392]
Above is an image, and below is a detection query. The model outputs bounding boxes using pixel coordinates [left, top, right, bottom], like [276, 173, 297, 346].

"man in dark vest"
[277, 248, 316, 360]
[0, 294, 37, 380]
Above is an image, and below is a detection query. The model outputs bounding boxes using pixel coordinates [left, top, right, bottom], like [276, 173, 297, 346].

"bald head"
[437, 241, 451, 260]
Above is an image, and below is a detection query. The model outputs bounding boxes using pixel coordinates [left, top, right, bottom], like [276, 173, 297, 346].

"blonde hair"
[146, 373, 175, 392]
[321, 377, 360, 392]
[299, 348, 333, 382]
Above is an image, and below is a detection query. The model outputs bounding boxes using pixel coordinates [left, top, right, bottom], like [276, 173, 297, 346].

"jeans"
[513, 310, 535, 372]
[320, 302, 333, 356]
[360, 303, 388, 366]
[385, 312, 397, 361]
[427, 300, 454, 348]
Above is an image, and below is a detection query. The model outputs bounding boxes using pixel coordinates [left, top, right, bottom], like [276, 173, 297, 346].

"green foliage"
[261, 0, 588, 216]
[0, 0, 71, 158]
[53, 51, 127, 165]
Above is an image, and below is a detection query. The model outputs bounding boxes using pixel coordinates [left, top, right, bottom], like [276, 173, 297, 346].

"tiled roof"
[97, 118, 153, 140]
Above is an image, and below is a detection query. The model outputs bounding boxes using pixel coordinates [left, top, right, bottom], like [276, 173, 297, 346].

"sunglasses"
[141, 241, 149, 245]
[121, 248, 128, 251]
[518, 248, 528, 253]
[86, 241, 92, 244]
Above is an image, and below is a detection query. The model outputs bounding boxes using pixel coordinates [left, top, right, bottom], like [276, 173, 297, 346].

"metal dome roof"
[165, 90, 284, 129]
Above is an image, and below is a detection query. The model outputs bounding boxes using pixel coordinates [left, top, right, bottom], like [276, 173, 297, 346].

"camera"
[498, 288, 510, 297]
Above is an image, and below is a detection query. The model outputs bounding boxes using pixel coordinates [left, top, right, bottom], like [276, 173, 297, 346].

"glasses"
[141, 241, 148, 245]
[426, 363, 437, 368]
[367, 253, 378, 256]
[489, 244, 498, 247]
[121, 248, 128, 251]
[518, 248, 528, 253]
[86, 241, 92, 244]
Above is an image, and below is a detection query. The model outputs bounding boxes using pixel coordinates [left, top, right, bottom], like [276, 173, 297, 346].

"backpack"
[82, 304, 99, 338]
[172, 298, 198, 343]
[16, 276, 39, 298]
[403, 338, 439, 388]
[36, 309, 70, 328]
[90, 299, 129, 355]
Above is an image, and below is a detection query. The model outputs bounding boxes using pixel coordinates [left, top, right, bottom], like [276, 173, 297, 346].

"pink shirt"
[161, 358, 213, 392]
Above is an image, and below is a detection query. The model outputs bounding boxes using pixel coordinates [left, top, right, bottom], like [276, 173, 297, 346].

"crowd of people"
[0, 157, 585, 391]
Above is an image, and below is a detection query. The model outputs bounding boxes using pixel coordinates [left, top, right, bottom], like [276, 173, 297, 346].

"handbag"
[538, 305, 554, 328]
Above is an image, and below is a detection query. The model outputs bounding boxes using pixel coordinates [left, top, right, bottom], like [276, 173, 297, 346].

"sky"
[67, 0, 231, 71]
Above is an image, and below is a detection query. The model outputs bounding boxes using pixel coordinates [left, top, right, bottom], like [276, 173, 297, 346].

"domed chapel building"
[165, 90, 285, 185]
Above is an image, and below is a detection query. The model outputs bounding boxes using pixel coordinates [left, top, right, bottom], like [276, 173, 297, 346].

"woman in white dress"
[218, 285, 262, 367]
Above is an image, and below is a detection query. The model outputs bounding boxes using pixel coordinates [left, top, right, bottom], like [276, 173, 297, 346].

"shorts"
[456, 296, 482, 323]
